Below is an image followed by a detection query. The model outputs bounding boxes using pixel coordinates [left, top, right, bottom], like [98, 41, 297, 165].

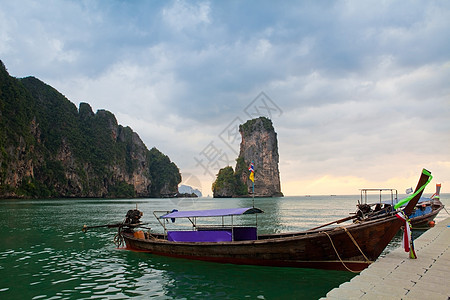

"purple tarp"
[167, 230, 232, 242]
[166, 227, 258, 242]
[160, 207, 263, 219]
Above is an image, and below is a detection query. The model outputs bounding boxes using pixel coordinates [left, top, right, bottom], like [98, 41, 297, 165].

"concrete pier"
[324, 217, 450, 299]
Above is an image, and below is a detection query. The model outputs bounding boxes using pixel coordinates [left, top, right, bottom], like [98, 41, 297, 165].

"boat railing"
[153, 210, 260, 241]
[195, 224, 254, 230]
[153, 210, 175, 238]
[355, 189, 399, 220]
[359, 188, 398, 207]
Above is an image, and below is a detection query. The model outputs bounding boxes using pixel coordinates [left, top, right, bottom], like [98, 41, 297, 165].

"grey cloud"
[1, 0, 449, 193]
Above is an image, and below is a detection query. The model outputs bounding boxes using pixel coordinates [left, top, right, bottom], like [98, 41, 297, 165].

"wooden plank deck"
[324, 216, 450, 299]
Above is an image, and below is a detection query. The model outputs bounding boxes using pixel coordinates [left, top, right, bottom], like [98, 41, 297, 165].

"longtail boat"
[84, 169, 432, 272]
[408, 184, 445, 228]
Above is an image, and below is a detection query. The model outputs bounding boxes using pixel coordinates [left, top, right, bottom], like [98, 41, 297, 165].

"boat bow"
[402, 169, 433, 216]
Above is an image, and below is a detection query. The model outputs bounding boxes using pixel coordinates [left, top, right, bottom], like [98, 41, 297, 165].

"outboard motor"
[125, 209, 143, 224]
[356, 204, 372, 220]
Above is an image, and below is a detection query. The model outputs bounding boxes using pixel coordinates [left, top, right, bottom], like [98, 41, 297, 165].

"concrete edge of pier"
[323, 216, 450, 300]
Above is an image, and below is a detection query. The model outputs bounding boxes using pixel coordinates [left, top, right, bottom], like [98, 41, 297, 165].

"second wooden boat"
[357, 183, 444, 229]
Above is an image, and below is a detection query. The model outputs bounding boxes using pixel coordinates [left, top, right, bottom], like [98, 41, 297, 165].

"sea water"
[0, 195, 448, 299]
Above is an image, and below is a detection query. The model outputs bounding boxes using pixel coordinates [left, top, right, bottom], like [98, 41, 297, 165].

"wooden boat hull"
[410, 202, 444, 228]
[123, 215, 402, 272]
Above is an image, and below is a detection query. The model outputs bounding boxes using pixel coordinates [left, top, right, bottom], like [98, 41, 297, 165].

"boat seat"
[167, 230, 232, 242]
[197, 226, 257, 241]
[167, 227, 258, 242]
[233, 227, 257, 241]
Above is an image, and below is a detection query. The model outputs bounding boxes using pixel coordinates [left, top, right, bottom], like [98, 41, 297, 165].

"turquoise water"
[0, 195, 448, 299]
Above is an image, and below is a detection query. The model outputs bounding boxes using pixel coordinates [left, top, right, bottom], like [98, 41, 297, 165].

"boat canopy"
[159, 207, 263, 219]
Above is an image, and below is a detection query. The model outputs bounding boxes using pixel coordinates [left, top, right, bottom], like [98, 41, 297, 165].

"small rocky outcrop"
[178, 185, 202, 197]
[212, 117, 283, 198]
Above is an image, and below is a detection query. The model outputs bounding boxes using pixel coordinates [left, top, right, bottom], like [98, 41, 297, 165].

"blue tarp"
[409, 206, 433, 218]
[160, 207, 263, 219]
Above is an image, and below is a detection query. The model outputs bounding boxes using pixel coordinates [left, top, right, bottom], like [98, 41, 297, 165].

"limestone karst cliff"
[0, 60, 181, 198]
[212, 117, 283, 198]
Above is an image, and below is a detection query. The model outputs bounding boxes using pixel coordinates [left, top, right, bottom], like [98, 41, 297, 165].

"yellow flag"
[249, 171, 254, 182]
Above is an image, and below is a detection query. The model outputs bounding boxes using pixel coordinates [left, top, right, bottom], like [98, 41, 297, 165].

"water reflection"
[0, 195, 447, 299]
[240, 195, 360, 233]
[121, 252, 354, 299]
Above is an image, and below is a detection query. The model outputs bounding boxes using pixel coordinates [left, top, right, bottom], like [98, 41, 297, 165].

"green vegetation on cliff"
[239, 116, 274, 137]
[148, 147, 181, 197]
[233, 157, 249, 195]
[0, 60, 181, 198]
[212, 163, 248, 198]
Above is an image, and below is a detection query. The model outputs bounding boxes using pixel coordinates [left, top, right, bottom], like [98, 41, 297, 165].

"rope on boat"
[322, 227, 372, 273]
[444, 206, 450, 215]
[322, 231, 359, 273]
[113, 226, 124, 248]
[113, 209, 144, 248]
[340, 226, 371, 263]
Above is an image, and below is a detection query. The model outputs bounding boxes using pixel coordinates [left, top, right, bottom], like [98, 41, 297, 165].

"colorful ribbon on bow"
[395, 211, 417, 259]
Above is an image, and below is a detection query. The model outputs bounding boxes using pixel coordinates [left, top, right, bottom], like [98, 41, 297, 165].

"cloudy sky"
[1, 0, 449, 196]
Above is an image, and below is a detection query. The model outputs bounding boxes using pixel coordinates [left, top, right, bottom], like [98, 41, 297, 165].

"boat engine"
[356, 204, 372, 220]
[125, 209, 143, 224]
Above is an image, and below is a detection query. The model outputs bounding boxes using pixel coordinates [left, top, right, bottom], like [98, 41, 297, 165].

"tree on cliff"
[148, 147, 181, 197]
[212, 166, 247, 198]
[0, 60, 181, 199]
